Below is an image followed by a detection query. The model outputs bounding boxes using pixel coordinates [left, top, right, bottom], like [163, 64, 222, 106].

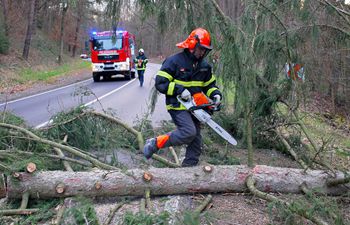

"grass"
[301, 112, 349, 150]
[276, 102, 349, 150]
[18, 60, 90, 83]
[275, 102, 350, 169]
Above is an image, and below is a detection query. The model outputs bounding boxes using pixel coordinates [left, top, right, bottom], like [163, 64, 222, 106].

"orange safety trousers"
[156, 134, 170, 149]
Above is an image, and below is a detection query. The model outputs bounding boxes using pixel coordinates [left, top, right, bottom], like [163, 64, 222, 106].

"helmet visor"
[193, 45, 211, 60]
[198, 43, 212, 50]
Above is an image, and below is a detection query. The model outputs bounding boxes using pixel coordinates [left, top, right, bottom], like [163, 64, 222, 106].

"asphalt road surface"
[0, 63, 170, 128]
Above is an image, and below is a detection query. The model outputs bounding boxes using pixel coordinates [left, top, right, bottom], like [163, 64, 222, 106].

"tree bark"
[58, 1, 68, 64]
[22, 0, 37, 60]
[1, 0, 9, 36]
[4, 165, 349, 199]
[71, 0, 83, 58]
[0, 174, 5, 198]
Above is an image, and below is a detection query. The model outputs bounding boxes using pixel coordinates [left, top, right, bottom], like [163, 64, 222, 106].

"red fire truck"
[90, 30, 136, 82]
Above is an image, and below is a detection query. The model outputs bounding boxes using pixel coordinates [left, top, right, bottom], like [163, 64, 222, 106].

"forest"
[0, 0, 350, 224]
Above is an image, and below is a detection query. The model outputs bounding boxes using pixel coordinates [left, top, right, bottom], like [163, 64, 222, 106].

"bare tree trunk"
[58, 1, 68, 64]
[32, 0, 39, 36]
[246, 108, 254, 167]
[1, 0, 9, 36]
[71, 0, 83, 58]
[22, 0, 36, 60]
[3, 165, 349, 199]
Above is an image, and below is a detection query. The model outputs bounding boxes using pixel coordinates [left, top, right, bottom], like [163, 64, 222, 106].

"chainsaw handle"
[177, 95, 220, 112]
[188, 103, 214, 111]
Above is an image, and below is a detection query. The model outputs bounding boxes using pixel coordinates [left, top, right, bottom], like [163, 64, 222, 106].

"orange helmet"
[176, 28, 212, 50]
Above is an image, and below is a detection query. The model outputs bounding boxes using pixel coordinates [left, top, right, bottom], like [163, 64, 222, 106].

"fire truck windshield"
[92, 37, 123, 51]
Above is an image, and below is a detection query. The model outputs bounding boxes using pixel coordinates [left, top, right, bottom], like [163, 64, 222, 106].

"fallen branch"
[327, 176, 350, 187]
[169, 147, 180, 166]
[145, 189, 151, 209]
[301, 182, 339, 221]
[0, 191, 39, 216]
[152, 154, 181, 168]
[0, 174, 5, 198]
[0, 150, 92, 168]
[0, 208, 39, 215]
[194, 194, 212, 215]
[103, 201, 125, 225]
[87, 111, 144, 151]
[39, 112, 87, 131]
[292, 111, 319, 153]
[0, 123, 118, 170]
[55, 204, 66, 225]
[19, 191, 29, 209]
[246, 174, 329, 225]
[0, 162, 13, 173]
[274, 128, 308, 170]
[140, 198, 145, 213]
[53, 135, 73, 171]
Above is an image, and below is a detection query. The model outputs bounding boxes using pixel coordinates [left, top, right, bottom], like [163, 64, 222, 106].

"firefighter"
[134, 48, 148, 87]
[143, 28, 222, 167]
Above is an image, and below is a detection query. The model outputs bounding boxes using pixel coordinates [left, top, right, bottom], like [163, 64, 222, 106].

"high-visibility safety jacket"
[155, 49, 222, 110]
[134, 54, 148, 70]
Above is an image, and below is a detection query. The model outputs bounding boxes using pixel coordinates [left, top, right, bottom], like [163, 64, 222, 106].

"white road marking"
[0, 78, 92, 107]
[35, 78, 137, 128]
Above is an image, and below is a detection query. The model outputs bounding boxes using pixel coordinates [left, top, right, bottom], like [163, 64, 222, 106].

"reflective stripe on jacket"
[134, 55, 148, 70]
[155, 49, 221, 110]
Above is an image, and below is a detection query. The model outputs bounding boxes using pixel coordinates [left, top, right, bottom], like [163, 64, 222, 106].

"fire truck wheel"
[125, 72, 132, 80]
[93, 73, 100, 82]
[131, 71, 135, 79]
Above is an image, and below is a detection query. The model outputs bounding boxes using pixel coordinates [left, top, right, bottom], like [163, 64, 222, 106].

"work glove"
[213, 94, 221, 108]
[180, 89, 191, 100]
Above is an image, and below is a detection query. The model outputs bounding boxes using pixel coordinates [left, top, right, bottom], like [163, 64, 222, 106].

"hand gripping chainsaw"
[177, 96, 237, 146]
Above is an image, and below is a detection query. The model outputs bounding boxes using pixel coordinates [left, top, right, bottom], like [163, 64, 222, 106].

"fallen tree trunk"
[3, 165, 349, 199]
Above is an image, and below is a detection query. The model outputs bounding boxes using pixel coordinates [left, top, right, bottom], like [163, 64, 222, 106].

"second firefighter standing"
[134, 48, 148, 87]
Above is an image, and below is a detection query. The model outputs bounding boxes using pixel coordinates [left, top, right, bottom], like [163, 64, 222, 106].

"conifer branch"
[0, 150, 92, 167]
[317, 0, 350, 25]
[0, 123, 118, 170]
[274, 129, 309, 170]
[246, 174, 329, 225]
[87, 111, 144, 151]
[287, 24, 350, 38]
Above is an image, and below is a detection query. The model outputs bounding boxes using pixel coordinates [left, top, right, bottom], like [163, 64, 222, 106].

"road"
[0, 63, 170, 128]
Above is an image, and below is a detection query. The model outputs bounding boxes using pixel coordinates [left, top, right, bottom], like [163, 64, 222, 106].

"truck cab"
[90, 30, 136, 82]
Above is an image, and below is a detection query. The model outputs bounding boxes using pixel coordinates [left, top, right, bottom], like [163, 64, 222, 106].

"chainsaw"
[177, 96, 238, 146]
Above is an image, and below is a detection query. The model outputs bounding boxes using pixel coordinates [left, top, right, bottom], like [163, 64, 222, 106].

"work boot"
[181, 162, 197, 167]
[143, 138, 158, 159]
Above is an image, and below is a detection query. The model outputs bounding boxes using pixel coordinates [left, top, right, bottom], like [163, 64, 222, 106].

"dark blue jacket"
[155, 49, 222, 110]
[134, 54, 148, 70]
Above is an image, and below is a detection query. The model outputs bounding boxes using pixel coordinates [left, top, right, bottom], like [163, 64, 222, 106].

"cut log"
[26, 162, 37, 173]
[4, 165, 349, 199]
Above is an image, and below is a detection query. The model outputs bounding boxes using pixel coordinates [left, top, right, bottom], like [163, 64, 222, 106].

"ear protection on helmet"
[187, 35, 200, 49]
